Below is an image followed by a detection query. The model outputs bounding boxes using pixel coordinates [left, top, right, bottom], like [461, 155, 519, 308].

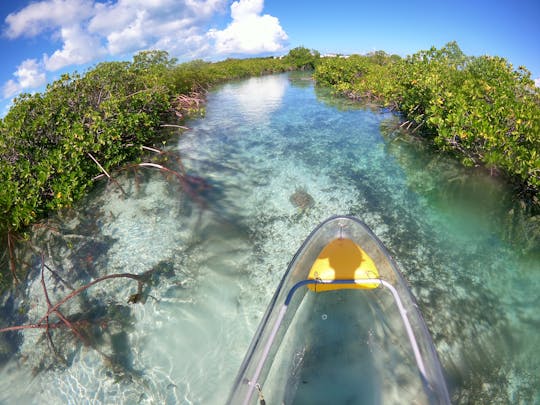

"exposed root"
[7, 229, 21, 284]
[88, 153, 127, 197]
[171, 92, 205, 120]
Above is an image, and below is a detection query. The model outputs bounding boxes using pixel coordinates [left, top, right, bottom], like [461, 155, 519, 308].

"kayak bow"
[228, 216, 450, 404]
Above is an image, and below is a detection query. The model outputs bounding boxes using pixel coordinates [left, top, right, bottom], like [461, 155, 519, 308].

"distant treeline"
[313, 42, 540, 209]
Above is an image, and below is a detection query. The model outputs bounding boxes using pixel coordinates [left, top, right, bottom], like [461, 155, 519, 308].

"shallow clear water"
[1, 73, 539, 404]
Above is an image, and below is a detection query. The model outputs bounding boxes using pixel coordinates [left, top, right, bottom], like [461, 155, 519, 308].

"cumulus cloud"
[209, 0, 288, 54]
[44, 25, 106, 71]
[4, 0, 94, 38]
[2, 0, 287, 98]
[535, 77, 540, 87]
[88, 0, 226, 55]
[231, 0, 263, 19]
[2, 59, 47, 98]
[5, 0, 227, 67]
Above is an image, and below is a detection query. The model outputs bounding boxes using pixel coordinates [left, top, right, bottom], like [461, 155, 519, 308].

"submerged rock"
[290, 188, 315, 211]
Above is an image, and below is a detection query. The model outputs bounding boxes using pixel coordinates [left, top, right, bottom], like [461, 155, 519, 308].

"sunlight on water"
[222, 75, 287, 122]
[0, 73, 538, 404]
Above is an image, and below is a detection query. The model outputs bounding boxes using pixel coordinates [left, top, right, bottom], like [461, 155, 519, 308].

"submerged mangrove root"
[137, 162, 209, 207]
[0, 252, 164, 382]
[2, 143, 209, 290]
[0, 261, 150, 336]
[125, 145, 211, 208]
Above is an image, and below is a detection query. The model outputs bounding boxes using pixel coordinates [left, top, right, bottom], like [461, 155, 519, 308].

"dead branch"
[7, 229, 20, 284]
[92, 173, 106, 181]
[399, 120, 411, 128]
[160, 124, 190, 130]
[88, 153, 111, 178]
[141, 145, 187, 175]
[87, 153, 127, 196]
[411, 120, 426, 133]
[141, 145, 163, 154]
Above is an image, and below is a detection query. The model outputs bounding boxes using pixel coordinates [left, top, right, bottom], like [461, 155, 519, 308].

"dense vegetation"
[2, 41, 538, 282]
[0, 48, 315, 284]
[314, 42, 540, 208]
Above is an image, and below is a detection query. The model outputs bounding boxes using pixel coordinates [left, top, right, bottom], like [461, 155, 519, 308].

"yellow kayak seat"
[307, 238, 380, 291]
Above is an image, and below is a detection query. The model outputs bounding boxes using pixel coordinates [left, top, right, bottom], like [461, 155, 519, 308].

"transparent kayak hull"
[227, 216, 451, 404]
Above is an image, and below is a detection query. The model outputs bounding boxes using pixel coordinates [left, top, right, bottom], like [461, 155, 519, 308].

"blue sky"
[1, 0, 539, 115]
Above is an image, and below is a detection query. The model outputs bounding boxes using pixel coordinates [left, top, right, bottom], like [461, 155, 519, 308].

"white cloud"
[89, 0, 226, 56]
[5, 0, 228, 69]
[105, 11, 149, 55]
[2, 0, 287, 99]
[4, 0, 93, 38]
[231, 0, 263, 19]
[88, 1, 137, 34]
[43, 25, 106, 71]
[2, 81, 19, 100]
[535, 77, 540, 87]
[209, 0, 288, 54]
[2, 59, 47, 98]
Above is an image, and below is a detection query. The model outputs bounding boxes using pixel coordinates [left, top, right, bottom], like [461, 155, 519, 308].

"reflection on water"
[0, 73, 539, 404]
[219, 74, 287, 122]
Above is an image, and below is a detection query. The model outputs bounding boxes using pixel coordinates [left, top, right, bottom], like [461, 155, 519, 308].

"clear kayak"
[227, 216, 451, 404]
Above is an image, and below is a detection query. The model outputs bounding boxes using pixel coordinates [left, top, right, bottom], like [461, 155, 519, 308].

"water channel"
[0, 72, 538, 404]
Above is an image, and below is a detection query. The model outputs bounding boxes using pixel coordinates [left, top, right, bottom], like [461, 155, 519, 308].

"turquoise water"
[0, 73, 539, 404]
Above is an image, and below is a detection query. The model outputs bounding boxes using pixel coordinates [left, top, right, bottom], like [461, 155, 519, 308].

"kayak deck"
[227, 216, 450, 404]
[271, 289, 432, 404]
[307, 237, 380, 291]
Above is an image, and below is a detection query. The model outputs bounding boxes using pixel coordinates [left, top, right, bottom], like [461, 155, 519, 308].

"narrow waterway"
[0, 73, 538, 404]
